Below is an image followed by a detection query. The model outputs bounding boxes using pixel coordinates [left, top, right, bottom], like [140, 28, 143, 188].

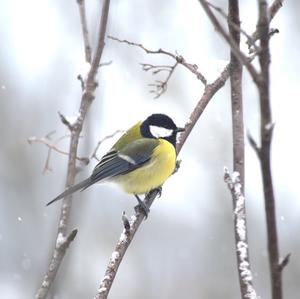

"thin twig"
[35, 1, 111, 298]
[28, 135, 88, 168]
[44, 147, 53, 173]
[90, 130, 124, 161]
[141, 63, 174, 73]
[148, 62, 178, 98]
[94, 61, 231, 299]
[198, 0, 261, 85]
[99, 60, 113, 67]
[207, 1, 260, 53]
[248, 0, 284, 47]
[77, 0, 92, 63]
[247, 131, 261, 157]
[108, 36, 207, 86]
[140, 62, 178, 98]
[278, 253, 291, 272]
[224, 169, 258, 299]
[58, 111, 74, 131]
[77, 74, 85, 91]
[28, 129, 122, 173]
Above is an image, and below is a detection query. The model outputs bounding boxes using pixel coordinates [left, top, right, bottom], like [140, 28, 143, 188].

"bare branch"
[28, 134, 88, 173]
[228, 0, 244, 188]
[77, 74, 85, 91]
[29, 128, 122, 175]
[77, 0, 92, 63]
[87, 0, 110, 87]
[108, 36, 207, 85]
[278, 253, 291, 272]
[198, 0, 261, 85]
[141, 63, 173, 73]
[44, 148, 53, 173]
[27, 135, 69, 156]
[99, 60, 113, 67]
[208, 1, 260, 53]
[58, 111, 74, 130]
[256, 1, 285, 298]
[35, 229, 78, 299]
[35, 1, 111, 298]
[224, 169, 258, 299]
[146, 62, 178, 98]
[269, 0, 284, 21]
[227, 1, 255, 297]
[249, 0, 284, 47]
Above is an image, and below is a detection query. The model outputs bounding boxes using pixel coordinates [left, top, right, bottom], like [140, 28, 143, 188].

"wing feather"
[90, 139, 158, 183]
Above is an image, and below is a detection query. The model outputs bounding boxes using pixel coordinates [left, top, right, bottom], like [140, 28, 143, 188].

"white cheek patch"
[149, 125, 173, 138]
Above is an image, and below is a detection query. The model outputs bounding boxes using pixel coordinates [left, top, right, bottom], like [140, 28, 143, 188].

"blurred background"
[1, 0, 299, 298]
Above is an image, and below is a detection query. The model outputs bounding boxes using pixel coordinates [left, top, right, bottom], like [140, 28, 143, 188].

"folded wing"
[90, 138, 158, 183]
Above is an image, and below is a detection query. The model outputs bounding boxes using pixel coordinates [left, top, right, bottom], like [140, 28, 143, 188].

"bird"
[47, 113, 184, 213]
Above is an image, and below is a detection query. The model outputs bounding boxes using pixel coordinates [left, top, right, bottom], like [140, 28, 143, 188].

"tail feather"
[47, 178, 92, 206]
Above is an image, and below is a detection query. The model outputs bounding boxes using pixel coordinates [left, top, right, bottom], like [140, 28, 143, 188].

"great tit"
[47, 114, 184, 209]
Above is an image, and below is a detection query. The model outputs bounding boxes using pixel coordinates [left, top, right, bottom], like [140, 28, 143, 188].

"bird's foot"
[134, 195, 150, 219]
[154, 186, 162, 198]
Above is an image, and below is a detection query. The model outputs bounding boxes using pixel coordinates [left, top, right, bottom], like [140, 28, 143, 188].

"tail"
[47, 178, 93, 206]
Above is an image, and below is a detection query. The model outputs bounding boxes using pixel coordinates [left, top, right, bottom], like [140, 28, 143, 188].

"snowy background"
[1, 0, 300, 298]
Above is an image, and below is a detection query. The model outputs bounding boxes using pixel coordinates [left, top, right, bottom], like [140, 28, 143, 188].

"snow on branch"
[224, 168, 258, 299]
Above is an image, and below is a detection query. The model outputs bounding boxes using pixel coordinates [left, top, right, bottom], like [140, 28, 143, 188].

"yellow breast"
[116, 139, 176, 194]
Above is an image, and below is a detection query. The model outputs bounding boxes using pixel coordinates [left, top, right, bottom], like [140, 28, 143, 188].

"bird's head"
[140, 114, 184, 147]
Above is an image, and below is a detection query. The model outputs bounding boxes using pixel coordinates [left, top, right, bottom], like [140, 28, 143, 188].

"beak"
[175, 127, 185, 133]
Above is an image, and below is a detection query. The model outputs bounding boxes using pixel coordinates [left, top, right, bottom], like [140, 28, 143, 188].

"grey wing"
[89, 139, 157, 183]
